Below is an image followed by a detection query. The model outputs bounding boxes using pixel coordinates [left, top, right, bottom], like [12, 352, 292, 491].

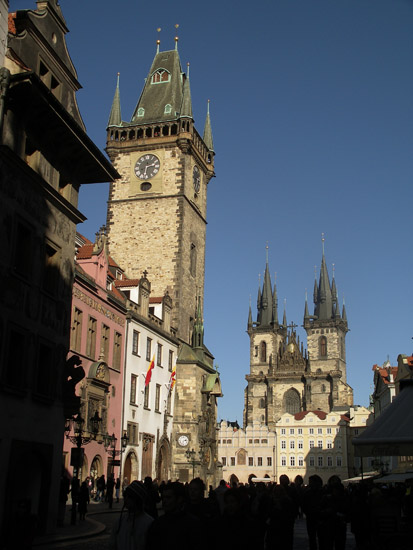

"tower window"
[260, 341, 267, 362]
[319, 336, 327, 358]
[151, 69, 170, 84]
[190, 244, 196, 277]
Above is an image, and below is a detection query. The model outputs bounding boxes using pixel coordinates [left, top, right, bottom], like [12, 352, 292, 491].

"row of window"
[280, 455, 343, 468]
[220, 438, 269, 445]
[221, 455, 343, 468]
[280, 439, 341, 450]
[280, 427, 338, 435]
[222, 456, 273, 467]
[71, 308, 122, 370]
[131, 330, 174, 371]
[130, 374, 172, 415]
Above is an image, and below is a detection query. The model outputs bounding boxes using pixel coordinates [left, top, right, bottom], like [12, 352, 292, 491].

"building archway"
[156, 437, 171, 482]
[123, 451, 139, 483]
[90, 455, 103, 495]
[230, 473, 239, 487]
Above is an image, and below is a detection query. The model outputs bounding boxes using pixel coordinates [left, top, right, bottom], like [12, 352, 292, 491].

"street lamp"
[65, 412, 102, 525]
[185, 448, 199, 480]
[103, 431, 129, 475]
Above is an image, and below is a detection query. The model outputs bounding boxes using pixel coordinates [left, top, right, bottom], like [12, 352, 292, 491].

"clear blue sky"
[11, 1, 413, 421]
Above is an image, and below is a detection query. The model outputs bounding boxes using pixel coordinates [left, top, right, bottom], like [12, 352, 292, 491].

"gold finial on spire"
[332, 263, 335, 278]
[175, 24, 179, 50]
[321, 232, 325, 254]
[156, 28, 161, 53]
[266, 242, 269, 263]
[187, 62, 190, 77]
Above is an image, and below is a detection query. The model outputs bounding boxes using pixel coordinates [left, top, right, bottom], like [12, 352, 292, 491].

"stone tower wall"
[106, 145, 207, 342]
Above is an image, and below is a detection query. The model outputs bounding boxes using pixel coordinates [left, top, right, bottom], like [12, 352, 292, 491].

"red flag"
[169, 365, 176, 392]
[145, 355, 155, 386]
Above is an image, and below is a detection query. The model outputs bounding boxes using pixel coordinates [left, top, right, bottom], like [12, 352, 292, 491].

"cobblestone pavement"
[34, 505, 356, 550]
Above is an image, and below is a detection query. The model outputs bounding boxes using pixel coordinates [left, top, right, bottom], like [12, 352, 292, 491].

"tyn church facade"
[244, 248, 353, 430]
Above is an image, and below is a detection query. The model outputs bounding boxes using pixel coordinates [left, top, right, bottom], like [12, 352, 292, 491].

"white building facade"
[115, 277, 179, 482]
[219, 409, 371, 485]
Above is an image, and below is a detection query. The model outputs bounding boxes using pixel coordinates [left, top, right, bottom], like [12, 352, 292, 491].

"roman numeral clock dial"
[134, 154, 160, 180]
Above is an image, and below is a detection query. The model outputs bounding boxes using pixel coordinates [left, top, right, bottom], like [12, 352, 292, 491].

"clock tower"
[105, 38, 215, 345]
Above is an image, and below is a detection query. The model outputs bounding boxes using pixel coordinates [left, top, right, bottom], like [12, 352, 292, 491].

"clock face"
[193, 165, 201, 194]
[134, 154, 160, 180]
[178, 435, 189, 447]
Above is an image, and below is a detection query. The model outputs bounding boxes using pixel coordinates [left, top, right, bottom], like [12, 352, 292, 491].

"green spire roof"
[192, 295, 204, 349]
[131, 48, 189, 124]
[107, 73, 122, 127]
[180, 63, 193, 119]
[203, 100, 214, 152]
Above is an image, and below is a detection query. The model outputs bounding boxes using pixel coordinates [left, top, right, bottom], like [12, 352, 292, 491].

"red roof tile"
[8, 13, 16, 34]
[76, 244, 94, 259]
[294, 410, 327, 421]
[114, 279, 140, 288]
[149, 297, 163, 304]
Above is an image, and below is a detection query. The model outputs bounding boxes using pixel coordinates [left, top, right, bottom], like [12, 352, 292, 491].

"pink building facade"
[63, 229, 127, 484]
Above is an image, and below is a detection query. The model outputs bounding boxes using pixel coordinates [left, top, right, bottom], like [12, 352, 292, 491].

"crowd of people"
[107, 474, 413, 550]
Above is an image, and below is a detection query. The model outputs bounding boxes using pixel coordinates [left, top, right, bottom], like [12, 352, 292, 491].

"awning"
[373, 471, 413, 484]
[353, 380, 413, 457]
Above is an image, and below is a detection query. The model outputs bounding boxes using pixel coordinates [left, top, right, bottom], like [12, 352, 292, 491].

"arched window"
[259, 398, 265, 409]
[237, 449, 246, 466]
[319, 336, 327, 358]
[284, 388, 301, 415]
[151, 69, 170, 83]
[260, 341, 267, 362]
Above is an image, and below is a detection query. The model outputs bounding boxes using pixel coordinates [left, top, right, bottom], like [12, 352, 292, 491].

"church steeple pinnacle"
[314, 235, 334, 320]
[203, 100, 214, 152]
[192, 295, 204, 348]
[180, 63, 193, 119]
[107, 73, 122, 127]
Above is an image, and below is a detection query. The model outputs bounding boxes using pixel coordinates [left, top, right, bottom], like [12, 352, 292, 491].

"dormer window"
[137, 108, 145, 117]
[151, 69, 170, 84]
[164, 104, 172, 114]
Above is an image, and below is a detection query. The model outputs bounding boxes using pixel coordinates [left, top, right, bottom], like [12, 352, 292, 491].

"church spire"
[107, 73, 122, 127]
[304, 290, 310, 322]
[314, 235, 334, 320]
[180, 63, 193, 119]
[130, 44, 185, 124]
[192, 295, 204, 348]
[203, 100, 214, 152]
[272, 273, 279, 326]
[247, 298, 253, 330]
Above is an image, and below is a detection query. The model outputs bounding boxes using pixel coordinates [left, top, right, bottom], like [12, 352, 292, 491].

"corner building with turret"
[244, 248, 353, 430]
[105, 39, 222, 486]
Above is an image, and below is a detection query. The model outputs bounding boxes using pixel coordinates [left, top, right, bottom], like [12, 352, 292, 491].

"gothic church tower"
[105, 38, 215, 344]
[244, 246, 353, 429]
[303, 243, 353, 411]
